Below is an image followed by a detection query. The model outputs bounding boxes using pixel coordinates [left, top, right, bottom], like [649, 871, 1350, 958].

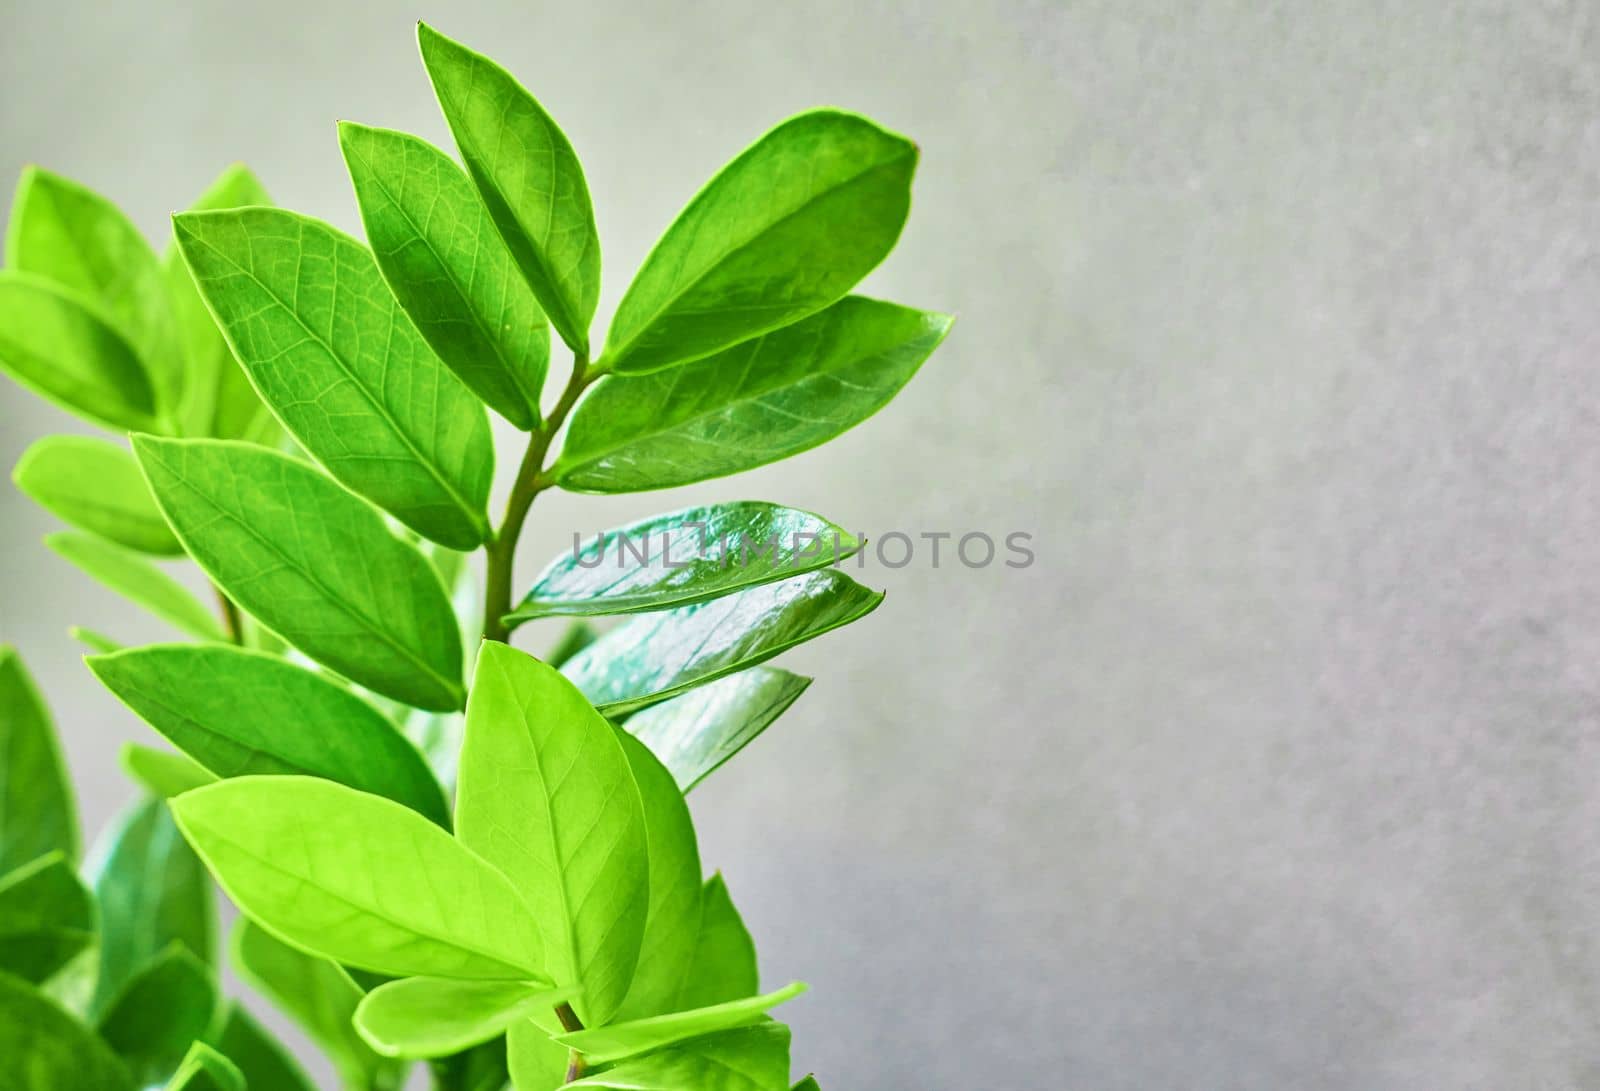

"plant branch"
[212, 583, 244, 645]
[556, 1001, 587, 1081]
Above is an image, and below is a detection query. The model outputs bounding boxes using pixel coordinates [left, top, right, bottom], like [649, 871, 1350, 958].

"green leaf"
[166, 1042, 245, 1091]
[70, 625, 123, 653]
[627, 668, 810, 793]
[165, 164, 278, 443]
[96, 943, 218, 1087]
[563, 297, 951, 492]
[565, 1022, 791, 1091]
[559, 983, 805, 1065]
[677, 875, 759, 1011]
[506, 1018, 571, 1091]
[232, 919, 400, 1091]
[173, 775, 546, 979]
[206, 1002, 319, 1091]
[612, 730, 702, 1023]
[0, 270, 159, 432]
[133, 436, 465, 711]
[546, 620, 598, 668]
[508, 503, 860, 625]
[90, 643, 451, 826]
[13, 435, 182, 554]
[792, 1078, 820, 1090]
[119, 742, 219, 798]
[0, 970, 135, 1091]
[171, 207, 494, 547]
[355, 977, 575, 1058]
[45, 531, 225, 641]
[339, 122, 549, 429]
[0, 852, 94, 984]
[562, 570, 882, 716]
[0, 646, 78, 872]
[87, 795, 215, 1016]
[418, 22, 599, 354]
[6, 166, 183, 413]
[600, 111, 916, 375]
[456, 642, 648, 1026]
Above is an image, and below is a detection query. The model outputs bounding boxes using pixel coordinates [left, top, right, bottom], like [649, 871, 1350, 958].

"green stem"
[556, 1001, 587, 1081]
[212, 583, 244, 645]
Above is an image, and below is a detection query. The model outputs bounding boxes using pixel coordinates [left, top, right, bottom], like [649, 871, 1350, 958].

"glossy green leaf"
[560, 983, 805, 1065]
[627, 668, 809, 793]
[166, 1042, 244, 1091]
[0, 646, 78, 872]
[14, 435, 182, 554]
[340, 122, 549, 428]
[564, 297, 951, 492]
[418, 22, 599, 353]
[88, 795, 215, 1016]
[207, 1002, 318, 1091]
[566, 1022, 791, 1091]
[171, 207, 493, 547]
[612, 730, 701, 1023]
[133, 436, 465, 710]
[45, 530, 223, 640]
[600, 111, 915, 375]
[7, 166, 182, 413]
[96, 943, 217, 1087]
[90, 643, 450, 825]
[232, 919, 401, 1091]
[677, 875, 759, 1011]
[0, 270, 159, 431]
[356, 977, 575, 1058]
[456, 642, 648, 1026]
[0, 970, 135, 1091]
[0, 853, 94, 984]
[173, 775, 545, 979]
[508, 503, 860, 625]
[507, 1018, 571, 1091]
[119, 743, 218, 798]
[563, 570, 882, 716]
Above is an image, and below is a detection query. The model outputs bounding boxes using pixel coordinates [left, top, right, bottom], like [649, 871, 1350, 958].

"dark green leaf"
[166, 1042, 245, 1091]
[14, 435, 182, 554]
[0, 852, 94, 984]
[0, 970, 135, 1091]
[96, 943, 218, 1087]
[355, 977, 575, 1058]
[677, 874, 759, 1011]
[456, 642, 648, 1026]
[627, 668, 810, 793]
[119, 742, 218, 798]
[90, 643, 450, 825]
[600, 111, 916, 375]
[171, 207, 493, 547]
[207, 1002, 318, 1091]
[508, 503, 860, 624]
[562, 570, 883, 715]
[563, 297, 951, 492]
[46, 530, 224, 641]
[559, 983, 805, 1065]
[340, 122, 549, 428]
[133, 436, 465, 710]
[0, 646, 78, 872]
[565, 1022, 791, 1091]
[418, 22, 599, 354]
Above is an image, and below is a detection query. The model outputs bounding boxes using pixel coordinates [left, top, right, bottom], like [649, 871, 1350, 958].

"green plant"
[0, 21, 950, 1091]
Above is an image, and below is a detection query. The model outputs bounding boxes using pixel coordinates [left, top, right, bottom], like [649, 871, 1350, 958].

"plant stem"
[213, 583, 244, 645]
[556, 1001, 587, 1081]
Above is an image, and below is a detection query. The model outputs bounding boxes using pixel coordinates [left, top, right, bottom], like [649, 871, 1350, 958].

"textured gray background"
[4, 1, 1600, 1088]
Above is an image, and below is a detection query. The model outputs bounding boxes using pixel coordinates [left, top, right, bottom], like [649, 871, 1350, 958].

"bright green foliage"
[46, 531, 224, 640]
[560, 983, 806, 1065]
[13, 435, 182, 554]
[676, 875, 761, 1011]
[70, 625, 123, 653]
[0, 648, 77, 872]
[627, 668, 811, 793]
[355, 977, 575, 1058]
[565, 1022, 792, 1091]
[207, 1002, 318, 1091]
[166, 1042, 245, 1091]
[96, 943, 218, 1086]
[0, 970, 135, 1091]
[792, 1078, 820, 1090]
[0, 853, 94, 984]
[119, 742, 218, 797]
[507, 1018, 571, 1091]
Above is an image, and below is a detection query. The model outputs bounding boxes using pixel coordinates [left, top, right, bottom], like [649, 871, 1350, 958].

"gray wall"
[4, 1, 1600, 1087]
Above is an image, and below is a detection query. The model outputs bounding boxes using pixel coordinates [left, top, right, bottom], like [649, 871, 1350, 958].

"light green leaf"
[456, 642, 648, 1026]
[173, 775, 545, 979]
[46, 530, 224, 641]
[133, 436, 465, 710]
[14, 435, 182, 554]
[232, 919, 401, 1091]
[562, 571, 882, 716]
[507, 1018, 571, 1091]
[7, 166, 183, 413]
[793, 1078, 820, 1090]
[0, 970, 135, 1091]
[171, 207, 493, 547]
[119, 742, 218, 798]
[600, 111, 916, 375]
[90, 643, 450, 825]
[612, 730, 701, 1023]
[0, 646, 78, 872]
[96, 943, 218, 1087]
[677, 874, 759, 1011]
[418, 22, 599, 353]
[627, 668, 810, 793]
[166, 1042, 244, 1091]
[87, 795, 215, 1017]
[339, 122, 549, 429]
[0, 852, 94, 984]
[70, 625, 123, 653]
[0, 270, 159, 432]
[565, 1022, 791, 1091]
[564, 297, 951, 492]
[559, 983, 805, 1065]
[206, 1002, 319, 1091]
[508, 503, 860, 625]
[355, 977, 575, 1058]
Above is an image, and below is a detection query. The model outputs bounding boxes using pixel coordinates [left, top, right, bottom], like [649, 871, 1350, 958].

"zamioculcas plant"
[0, 21, 951, 1091]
